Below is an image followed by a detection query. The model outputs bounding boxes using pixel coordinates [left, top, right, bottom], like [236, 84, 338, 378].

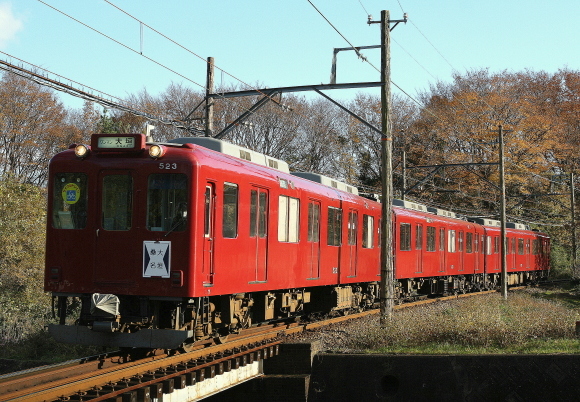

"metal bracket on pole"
[214, 90, 280, 139]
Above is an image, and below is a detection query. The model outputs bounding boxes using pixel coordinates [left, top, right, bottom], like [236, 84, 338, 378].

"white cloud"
[0, 2, 22, 49]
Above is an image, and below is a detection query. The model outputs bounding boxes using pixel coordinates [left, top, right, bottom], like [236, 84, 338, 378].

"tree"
[0, 71, 81, 185]
[409, 69, 569, 215]
[0, 175, 49, 345]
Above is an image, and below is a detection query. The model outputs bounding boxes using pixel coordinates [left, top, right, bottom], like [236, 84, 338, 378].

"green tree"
[0, 176, 48, 344]
[96, 108, 129, 134]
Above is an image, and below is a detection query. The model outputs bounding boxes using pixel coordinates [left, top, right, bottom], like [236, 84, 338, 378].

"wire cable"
[36, 0, 206, 90]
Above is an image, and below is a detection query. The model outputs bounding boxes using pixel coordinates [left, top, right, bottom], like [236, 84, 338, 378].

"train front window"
[102, 174, 132, 230]
[52, 173, 88, 229]
[147, 174, 188, 232]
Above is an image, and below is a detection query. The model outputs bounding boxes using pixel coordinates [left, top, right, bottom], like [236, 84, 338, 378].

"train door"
[347, 210, 358, 277]
[525, 239, 531, 269]
[415, 223, 423, 274]
[470, 232, 477, 272]
[458, 231, 464, 271]
[307, 201, 321, 279]
[94, 170, 136, 282]
[510, 237, 516, 270]
[202, 184, 215, 285]
[438, 227, 446, 272]
[250, 187, 268, 282]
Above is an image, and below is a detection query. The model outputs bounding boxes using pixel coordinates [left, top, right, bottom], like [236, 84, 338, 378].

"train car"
[392, 201, 486, 299]
[45, 133, 382, 349]
[472, 218, 550, 287]
[45, 132, 550, 350]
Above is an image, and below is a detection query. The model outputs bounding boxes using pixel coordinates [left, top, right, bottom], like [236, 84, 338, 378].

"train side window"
[426, 226, 436, 252]
[223, 183, 238, 238]
[532, 239, 539, 255]
[327, 207, 342, 246]
[448, 230, 456, 253]
[259, 192, 268, 238]
[278, 195, 299, 242]
[526, 239, 530, 254]
[512, 238, 516, 255]
[147, 174, 187, 232]
[348, 212, 357, 246]
[486, 236, 492, 255]
[466, 232, 473, 253]
[204, 187, 211, 236]
[518, 238, 524, 255]
[308, 202, 320, 242]
[439, 228, 445, 251]
[458, 232, 464, 252]
[494, 237, 500, 253]
[52, 173, 88, 229]
[400, 223, 411, 251]
[102, 174, 133, 230]
[250, 190, 258, 237]
[415, 224, 423, 250]
[363, 215, 374, 248]
[250, 190, 268, 238]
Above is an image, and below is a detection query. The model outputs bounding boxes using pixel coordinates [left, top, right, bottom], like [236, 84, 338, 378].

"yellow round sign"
[62, 183, 81, 204]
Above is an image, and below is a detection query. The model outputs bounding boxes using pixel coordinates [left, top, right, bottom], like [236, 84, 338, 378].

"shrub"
[346, 292, 580, 353]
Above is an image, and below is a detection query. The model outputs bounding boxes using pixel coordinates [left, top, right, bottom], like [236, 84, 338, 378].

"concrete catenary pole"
[571, 173, 577, 277]
[379, 10, 395, 324]
[499, 124, 508, 300]
[205, 57, 215, 137]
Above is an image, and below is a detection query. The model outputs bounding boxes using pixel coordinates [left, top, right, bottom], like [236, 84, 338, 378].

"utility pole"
[369, 10, 406, 325]
[498, 124, 508, 300]
[380, 10, 394, 323]
[571, 173, 577, 277]
[401, 130, 407, 200]
[205, 57, 215, 137]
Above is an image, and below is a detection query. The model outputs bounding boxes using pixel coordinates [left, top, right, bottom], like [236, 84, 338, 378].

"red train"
[45, 133, 550, 349]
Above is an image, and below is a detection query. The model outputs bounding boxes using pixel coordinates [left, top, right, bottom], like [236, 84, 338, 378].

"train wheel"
[181, 338, 197, 353]
[214, 334, 229, 344]
[213, 327, 231, 344]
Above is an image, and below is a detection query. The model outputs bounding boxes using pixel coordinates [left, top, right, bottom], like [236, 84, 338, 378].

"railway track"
[0, 288, 512, 401]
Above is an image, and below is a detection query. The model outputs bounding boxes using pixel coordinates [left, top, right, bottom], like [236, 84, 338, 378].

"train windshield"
[51, 173, 88, 229]
[102, 174, 133, 230]
[147, 173, 188, 232]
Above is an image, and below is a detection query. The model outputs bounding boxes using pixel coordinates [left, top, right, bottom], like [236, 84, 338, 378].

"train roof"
[168, 137, 359, 196]
[291, 172, 358, 195]
[469, 217, 531, 231]
[168, 137, 291, 174]
[393, 199, 461, 219]
[392, 198, 536, 231]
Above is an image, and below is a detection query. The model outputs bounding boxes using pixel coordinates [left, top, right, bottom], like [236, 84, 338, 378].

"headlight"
[149, 144, 166, 159]
[75, 144, 90, 158]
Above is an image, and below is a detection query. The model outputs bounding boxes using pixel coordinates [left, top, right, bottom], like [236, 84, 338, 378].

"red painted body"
[44, 133, 550, 348]
[45, 137, 384, 298]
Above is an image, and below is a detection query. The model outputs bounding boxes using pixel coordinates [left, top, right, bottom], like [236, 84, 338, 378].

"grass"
[0, 328, 110, 362]
[2, 285, 579, 370]
[0, 298, 109, 365]
[344, 288, 580, 354]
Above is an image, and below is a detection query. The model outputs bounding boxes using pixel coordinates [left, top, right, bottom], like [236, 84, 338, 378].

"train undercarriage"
[49, 271, 546, 350]
[394, 271, 548, 301]
[49, 282, 380, 350]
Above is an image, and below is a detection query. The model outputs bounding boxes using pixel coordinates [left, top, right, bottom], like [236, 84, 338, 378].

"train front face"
[45, 133, 197, 349]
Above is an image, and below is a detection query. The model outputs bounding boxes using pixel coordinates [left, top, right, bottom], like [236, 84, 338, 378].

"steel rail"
[0, 332, 280, 402]
[0, 288, 522, 401]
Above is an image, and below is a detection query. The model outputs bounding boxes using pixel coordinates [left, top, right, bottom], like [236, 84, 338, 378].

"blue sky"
[0, 1, 578, 111]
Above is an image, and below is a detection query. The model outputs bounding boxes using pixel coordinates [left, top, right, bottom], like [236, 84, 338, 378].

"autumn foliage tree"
[0, 71, 83, 185]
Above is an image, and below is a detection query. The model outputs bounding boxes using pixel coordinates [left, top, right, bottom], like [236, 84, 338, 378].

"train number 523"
[159, 163, 178, 170]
